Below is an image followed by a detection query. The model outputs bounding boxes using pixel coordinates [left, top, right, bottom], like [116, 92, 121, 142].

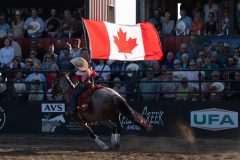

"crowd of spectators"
[0, 34, 239, 102]
[0, 8, 83, 38]
[149, 0, 240, 35]
[0, 2, 240, 102]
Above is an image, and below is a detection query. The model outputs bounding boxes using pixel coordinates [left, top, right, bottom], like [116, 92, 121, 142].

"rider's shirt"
[74, 69, 96, 83]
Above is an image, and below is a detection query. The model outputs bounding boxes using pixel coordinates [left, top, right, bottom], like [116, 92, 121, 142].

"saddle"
[77, 84, 103, 112]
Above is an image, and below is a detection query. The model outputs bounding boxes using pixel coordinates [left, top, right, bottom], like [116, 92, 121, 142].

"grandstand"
[0, 0, 239, 102]
[1, 2, 240, 160]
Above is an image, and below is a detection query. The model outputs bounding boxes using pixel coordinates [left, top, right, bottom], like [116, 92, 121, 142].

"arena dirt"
[0, 134, 240, 160]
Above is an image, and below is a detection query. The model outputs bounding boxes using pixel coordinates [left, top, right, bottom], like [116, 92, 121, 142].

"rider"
[68, 57, 96, 116]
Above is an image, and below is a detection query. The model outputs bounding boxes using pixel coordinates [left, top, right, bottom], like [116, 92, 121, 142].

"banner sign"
[41, 102, 85, 134]
[0, 106, 6, 130]
[120, 105, 164, 132]
[1, 100, 240, 138]
[191, 108, 238, 131]
[0, 101, 41, 133]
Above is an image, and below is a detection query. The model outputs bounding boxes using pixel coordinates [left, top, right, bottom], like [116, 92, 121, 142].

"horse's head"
[51, 72, 74, 99]
[51, 77, 63, 97]
[51, 78, 62, 97]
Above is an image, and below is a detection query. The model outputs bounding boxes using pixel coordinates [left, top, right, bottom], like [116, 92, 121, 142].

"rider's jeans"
[69, 83, 85, 112]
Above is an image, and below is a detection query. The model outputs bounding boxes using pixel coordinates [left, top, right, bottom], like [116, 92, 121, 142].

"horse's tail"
[113, 95, 152, 131]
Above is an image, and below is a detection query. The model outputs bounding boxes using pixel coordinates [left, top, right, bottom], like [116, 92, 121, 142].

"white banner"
[191, 108, 238, 131]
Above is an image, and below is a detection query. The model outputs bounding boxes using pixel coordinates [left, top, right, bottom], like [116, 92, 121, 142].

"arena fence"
[1, 69, 240, 102]
[0, 100, 239, 138]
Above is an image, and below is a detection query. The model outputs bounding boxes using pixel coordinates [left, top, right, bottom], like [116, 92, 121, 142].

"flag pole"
[81, 18, 91, 63]
[81, 18, 95, 84]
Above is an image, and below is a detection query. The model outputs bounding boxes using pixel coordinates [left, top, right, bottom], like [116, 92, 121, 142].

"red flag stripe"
[84, 20, 110, 59]
[140, 23, 163, 60]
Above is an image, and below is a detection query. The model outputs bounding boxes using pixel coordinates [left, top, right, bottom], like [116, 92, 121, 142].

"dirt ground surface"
[0, 134, 240, 160]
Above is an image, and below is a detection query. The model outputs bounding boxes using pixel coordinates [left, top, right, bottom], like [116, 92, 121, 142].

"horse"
[52, 73, 152, 150]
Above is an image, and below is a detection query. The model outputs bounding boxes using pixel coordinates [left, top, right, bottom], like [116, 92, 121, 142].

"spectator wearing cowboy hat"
[23, 9, 44, 38]
[11, 71, 27, 100]
[207, 71, 226, 101]
[25, 63, 46, 90]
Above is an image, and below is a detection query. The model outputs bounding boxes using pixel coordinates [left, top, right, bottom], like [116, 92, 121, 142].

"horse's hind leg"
[71, 114, 109, 150]
[111, 114, 121, 149]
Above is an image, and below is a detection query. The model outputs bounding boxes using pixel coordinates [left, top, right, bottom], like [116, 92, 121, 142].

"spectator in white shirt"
[204, 0, 219, 22]
[8, 33, 22, 58]
[24, 9, 44, 37]
[95, 60, 111, 81]
[0, 38, 14, 69]
[70, 39, 82, 59]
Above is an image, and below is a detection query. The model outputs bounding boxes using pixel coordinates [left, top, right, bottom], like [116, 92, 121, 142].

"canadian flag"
[83, 19, 163, 61]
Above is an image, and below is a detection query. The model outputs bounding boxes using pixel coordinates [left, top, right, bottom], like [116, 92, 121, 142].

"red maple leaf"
[113, 28, 138, 59]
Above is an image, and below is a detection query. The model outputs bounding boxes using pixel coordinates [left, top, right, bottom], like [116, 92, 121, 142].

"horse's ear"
[62, 72, 71, 77]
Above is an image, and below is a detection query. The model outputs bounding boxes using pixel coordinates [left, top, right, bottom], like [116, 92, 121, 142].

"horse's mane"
[57, 74, 75, 103]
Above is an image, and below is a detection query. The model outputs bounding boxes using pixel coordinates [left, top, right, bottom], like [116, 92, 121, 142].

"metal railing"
[0, 68, 240, 101]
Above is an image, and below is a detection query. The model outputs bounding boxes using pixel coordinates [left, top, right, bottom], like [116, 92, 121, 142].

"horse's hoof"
[102, 146, 110, 151]
[146, 124, 153, 132]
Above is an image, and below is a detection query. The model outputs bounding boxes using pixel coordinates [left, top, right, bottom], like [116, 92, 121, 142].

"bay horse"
[52, 73, 152, 150]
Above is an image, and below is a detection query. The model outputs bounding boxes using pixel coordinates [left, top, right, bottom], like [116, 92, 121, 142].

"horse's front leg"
[70, 114, 109, 150]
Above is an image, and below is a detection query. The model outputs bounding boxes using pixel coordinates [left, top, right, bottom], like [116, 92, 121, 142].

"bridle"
[53, 73, 75, 95]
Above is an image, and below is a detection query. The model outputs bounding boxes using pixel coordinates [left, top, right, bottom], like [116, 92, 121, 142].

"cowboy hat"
[176, 21, 186, 35]
[126, 63, 139, 77]
[27, 21, 41, 34]
[14, 83, 27, 93]
[210, 82, 224, 92]
[70, 57, 89, 71]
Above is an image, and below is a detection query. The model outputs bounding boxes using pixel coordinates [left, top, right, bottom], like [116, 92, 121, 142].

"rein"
[64, 74, 76, 88]
[61, 84, 72, 95]
[55, 74, 75, 95]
